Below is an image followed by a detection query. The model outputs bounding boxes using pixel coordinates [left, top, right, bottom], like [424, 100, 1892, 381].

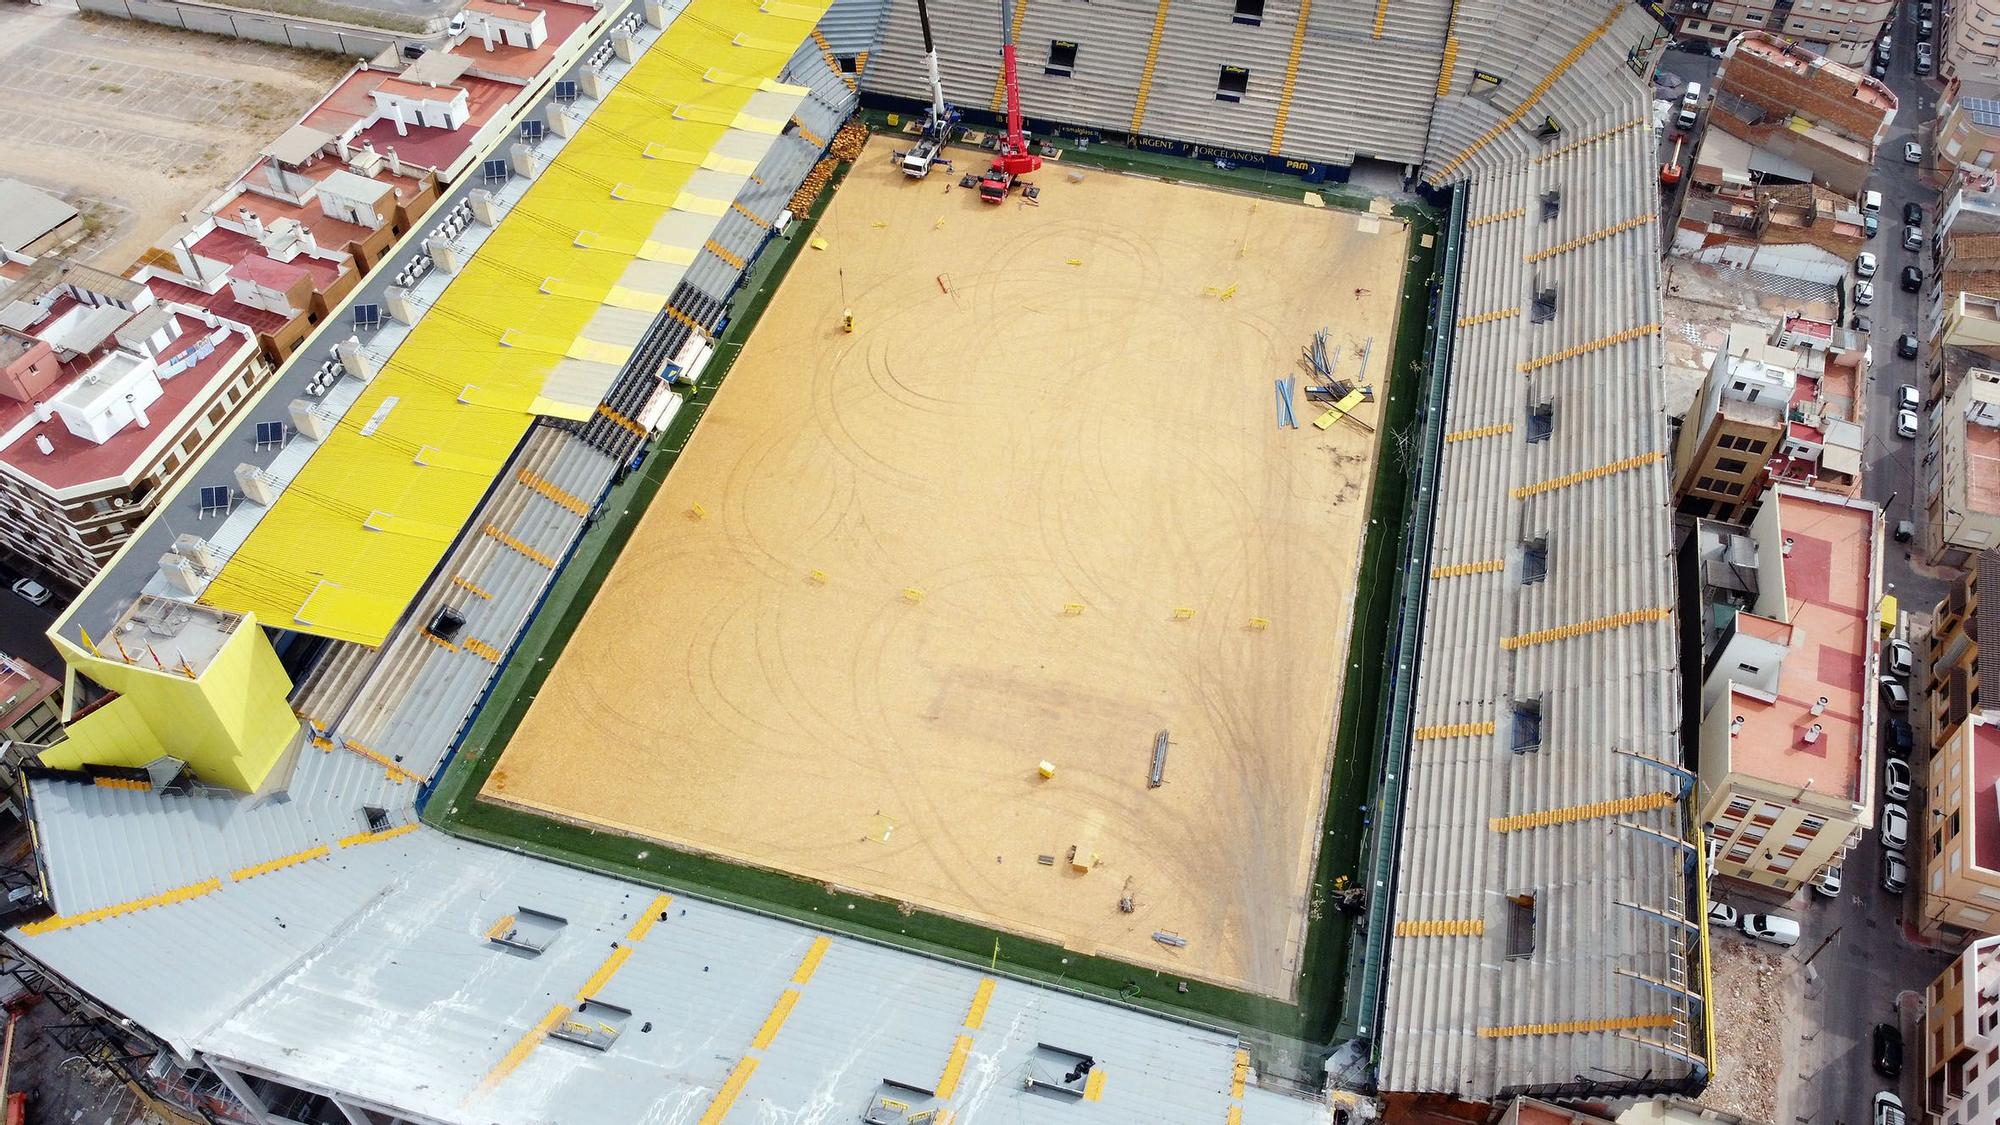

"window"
[1768, 854, 1796, 873]
[1727, 841, 1754, 862]
[1216, 65, 1249, 102]
[1954, 811, 1964, 837]
[1753, 802, 1783, 825]
[1520, 537, 1548, 585]
[1511, 699, 1543, 753]
[1046, 40, 1077, 75]
[1505, 892, 1536, 958]
[1234, 0, 1263, 23]
[1716, 457, 1748, 474]
[1526, 401, 1555, 443]
[1725, 481, 1745, 496]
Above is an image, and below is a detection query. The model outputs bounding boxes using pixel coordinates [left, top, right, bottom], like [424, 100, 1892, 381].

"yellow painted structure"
[199, 0, 825, 647]
[42, 615, 299, 792]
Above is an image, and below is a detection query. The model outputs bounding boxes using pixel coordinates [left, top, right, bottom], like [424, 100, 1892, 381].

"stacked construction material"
[789, 157, 839, 214]
[829, 120, 869, 160]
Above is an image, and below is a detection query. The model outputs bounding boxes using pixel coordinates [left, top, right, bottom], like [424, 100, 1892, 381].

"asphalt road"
[0, 559, 61, 681]
[1657, 18, 1963, 1125]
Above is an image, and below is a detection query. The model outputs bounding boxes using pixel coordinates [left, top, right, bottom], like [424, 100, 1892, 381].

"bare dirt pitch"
[484, 137, 1410, 998]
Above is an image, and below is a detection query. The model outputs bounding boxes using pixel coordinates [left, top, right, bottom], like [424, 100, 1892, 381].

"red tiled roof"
[0, 319, 254, 491]
[375, 77, 466, 102]
[456, 0, 594, 81]
[345, 75, 518, 173]
[145, 278, 290, 337]
[189, 227, 344, 291]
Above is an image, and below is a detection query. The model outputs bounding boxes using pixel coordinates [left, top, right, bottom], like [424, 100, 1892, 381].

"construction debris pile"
[830, 120, 868, 161]
[789, 158, 838, 215]
[1700, 940, 1787, 1123]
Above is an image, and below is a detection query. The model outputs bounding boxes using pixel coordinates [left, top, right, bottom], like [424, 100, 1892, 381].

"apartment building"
[0, 653, 59, 747]
[1926, 935, 2000, 1125]
[1936, 79, 2000, 183]
[1924, 367, 2000, 568]
[1703, 32, 1897, 196]
[1687, 486, 1881, 894]
[1922, 717, 2000, 943]
[1670, 2, 1894, 70]
[0, 259, 268, 592]
[1943, 0, 2000, 83]
[1675, 323, 1796, 518]
[1931, 553, 2000, 744]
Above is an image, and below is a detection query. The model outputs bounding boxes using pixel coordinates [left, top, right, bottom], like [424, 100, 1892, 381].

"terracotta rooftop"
[345, 74, 519, 173]
[0, 653, 57, 729]
[144, 278, 289, 337]
[0, 317, 253, 491]
[1728, 490, 1873, 800]
[189, 227, 344, 290]
[457, 0, 595, 80]
[1969, 423, 2000, 515]
[374, 77, 466, 102]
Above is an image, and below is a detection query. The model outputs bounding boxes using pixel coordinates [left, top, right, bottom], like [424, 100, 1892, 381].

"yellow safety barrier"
[231, 845, 331, 883]
[1479, 1013, 1677, 1038]
[1525, 214, 1656, 263]
[340, 739, 420, 784]
[1248, 617, 1271, 630]
[1412, 720, 1496, 740]
[1489, 790, 1677, 833]
[1393, 918, 1486, 937]
[1430, 4, 1625, 181]
[1466, 207, 1525, 228]
[1062, 602, 1085, 615]
[1517, 322, 1660, 372]
[1511, 450, 1665, 499]
[1443, 422, 1513, 443]
[1499, 606, 1673, 651]
[1534, 116, 1648, 164]
[1456, 307, 1520, 328]
[1429, 559, 1505, 579]
[902, 587, 926, 603]
[20, 877, 223, 936]
[453, 575, 493, 600]
[484, 525, 556, 568]
[808, 569, 829, 584]
[1269, 0, 1313, 155]
[1173, 607, 1197, 619]
[1130, 0, 1172, 132]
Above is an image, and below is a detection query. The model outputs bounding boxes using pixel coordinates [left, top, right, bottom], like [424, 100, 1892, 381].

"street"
[1658, 13, 1966, 1125]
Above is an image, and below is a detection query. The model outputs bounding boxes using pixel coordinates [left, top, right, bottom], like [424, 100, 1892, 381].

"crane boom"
[979, 0, 1040, 201]
[918, 0, 946, 126]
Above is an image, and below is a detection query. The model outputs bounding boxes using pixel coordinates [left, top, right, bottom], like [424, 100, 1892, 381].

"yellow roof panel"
[201, 0, 828, 645]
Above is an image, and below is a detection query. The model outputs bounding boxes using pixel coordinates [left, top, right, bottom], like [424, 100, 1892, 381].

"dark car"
[1896, 519, 1916, 543]
[1905, 201, 1925, 227]
[1853, 313, 1874, 333]
[1865, 213, 1880, 238]
[1898, 333, 1920, 359]
[1874, 1023, 1905, 1078]
[1902, 264, 1925, 292]
[1872, 58, 1889, 78]
[1887, 716, 1915, 759]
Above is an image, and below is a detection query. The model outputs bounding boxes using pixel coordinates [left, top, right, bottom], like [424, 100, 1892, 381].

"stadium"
[4, 0, 1707, 1120]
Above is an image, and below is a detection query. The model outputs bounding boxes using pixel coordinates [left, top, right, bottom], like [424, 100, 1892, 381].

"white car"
[1740, 912, 1801, 946]
[1884, 850, 1909, 893]
[1708, 900, 1739, 928]
[1882, 802, 1911, 850]
[1899, 383, 1921, 411]
[1884, 757, 1912, 803]
[1887, 637, 1915, 677]
[1814, 864, 1843, 898]
[1857, 279, 1876, 306]
[1906, 141, 1924, 164]
[1876, 1091, 1906, 1125]
[1898, 408, 1920, 438]
[9, 577, 49, 606]
[1857, 251, 1879, 278]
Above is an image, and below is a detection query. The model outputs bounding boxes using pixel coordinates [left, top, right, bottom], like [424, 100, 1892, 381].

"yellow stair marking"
[1412, 720, 1495, 740]
[1372, 0, 1389, 36]
[1511, 450, 1664, 499]
[661, 304, 709, 341]
[627, 894, 673, 941]
[1534, 116, 1648, 164]
[1480, 1013, 1677, 1038]
[1499, 606, 1674, 651]
[1525, 214, 1655, 262]
[1231, 1050, 1250, 1098]
[705, 238, 747, 270]
[1269, 0, 1313, 155]
[854, 50, 868, 76]
[340, 739, 420, 784]
[1436, 35, 1459, 96]
[1490, 791, 1678, 834]
[452, 575, 492, 599]
[1428, 559, 1505, 578]
[1129, 0, 1172, 132]
[518, 469, 592, 516]
[809, 28, 855, 92]
[577, 947, 634, 999]
[1393, 917, 1486, 937]
[484, 524, 556, 568]
[1083, 1068, 1108, 1101]
[731, 200, 771, 229]
[419, 630, 459, 653]
[1517, 322, 1661, 373]
[336, 822, 419, 849]
[462, 637, 503, 663]
[477, 1005, 569, 1092]
[231, 845, 329, 883]
[91, 776, 148, 790]
[792, 934, 831, 983]
[1467, 207, 1526, 228]
[1228, 1109, 1244, 1125]
[935, 1034, 975, 1098]
[19, 877, 223, 936]
[751, 988, 801, 1049]
[1456, 307, 1519, 328]
[700, 1058, 761, 1125]
[991, 0, 1032, 110]
[1443, 422, 1513, 443]
[1430, 4, 1625, 182]
[792, 118, 825, 148]
[964, 978, 996, 1029]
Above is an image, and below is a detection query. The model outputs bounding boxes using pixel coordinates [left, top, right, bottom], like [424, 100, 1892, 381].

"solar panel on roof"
[198, 485, 230, 518]
[353, 303, 381, 331]
[481, 158, 508, 184]
[520, 119, 545, 141]
[1969, 99, 2000, 129]
[554, 79, 579, 101]
[254, 421, 287, 450]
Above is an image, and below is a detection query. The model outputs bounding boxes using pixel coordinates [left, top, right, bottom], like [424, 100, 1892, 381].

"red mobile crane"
[978, 0, 1040, 204]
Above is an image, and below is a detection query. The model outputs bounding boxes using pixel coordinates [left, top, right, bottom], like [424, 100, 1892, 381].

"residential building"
[1921, 717, 2000, 943]
[1929, 553, 1997, 744]
[0, 652, 59, 747]
[0, 258, 268, 591]
[1673, 179, 1869, 281]
[0, 180, 81, 259]
[1935, 79, 2000, 182]
[1925, 934, 2000, 1125]
[1674, 322, 1796, 519]
[1703, 32, 1898, 197]
[1943, 0, 2000, 83]
[1688, 487, 1880, 894]
[1924, 367, 2000, 568]
[1667, 2, 1893, 67]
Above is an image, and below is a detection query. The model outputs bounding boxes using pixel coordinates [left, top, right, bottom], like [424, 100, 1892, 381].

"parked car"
[1874, 1024, 1905, 1078]
[9, 577, 49, 606]
[1708, 900, 1739, 928]
[1741, 913, 1801, 947]
[1858, 251, 1879, 278]
[1921, 18, 1935, 39]
[1898, 408, 1920, 438]
[1902, 264, 1925, 292]
[1905, 201, 1925, 226]
[1881, 801, 1911, 849]
[1866, 213, 1881, 238]
[1897, 334, 1920, 359]
[1899, 384, 1922, 410]
[1853, 313, 1874, 333]
[1884, 756, 1912, 803]
[1895, 519, 1917, 544]
[1857, 279, 1876, 306]
[1871, 58, 1889, 78]
[1878, 35, 1894, 62]
[1887, 637, 1915, 677]
[1906, 141, 1924, 164]
[1884, 677, 1911, 709]
[1887, 715, 1915, 757]
[1918, 44, 1935, 74]
[1884, 850, 1909, 893]
[1876, 1091, 1906, 1125]
[1905, 224, 1924, 251]
[1814, 864, 1843, 898]
[448, 10, 466, 34]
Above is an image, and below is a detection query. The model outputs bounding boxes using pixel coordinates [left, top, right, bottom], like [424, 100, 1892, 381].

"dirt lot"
[485, 137, 1410, 998]
[1703, 933, 1792, 1123]
[0, 1, 349, 270]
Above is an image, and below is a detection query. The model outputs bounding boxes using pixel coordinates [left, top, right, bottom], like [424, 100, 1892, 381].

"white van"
[1863, 189, 1884, 214]
[1682, 81, 1704, 109]
[1740, 913, 1801, 947]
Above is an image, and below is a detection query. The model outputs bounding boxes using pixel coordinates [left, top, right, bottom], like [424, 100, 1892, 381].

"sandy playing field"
[484, 137, 1409, 997]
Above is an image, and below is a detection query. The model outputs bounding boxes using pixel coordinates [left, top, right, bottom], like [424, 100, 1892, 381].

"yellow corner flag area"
[201, 0, 828, 646]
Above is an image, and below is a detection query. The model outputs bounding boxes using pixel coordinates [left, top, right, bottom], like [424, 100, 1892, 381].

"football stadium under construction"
[2, 0, 1708, 1120]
